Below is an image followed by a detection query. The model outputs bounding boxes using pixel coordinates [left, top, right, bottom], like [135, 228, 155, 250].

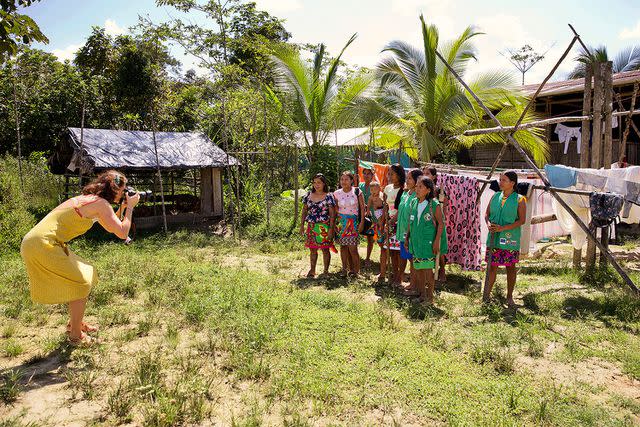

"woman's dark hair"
[407, 169, 423, 186]
[417, 176, 436, 201]
[425, 166, 438, 184]
[503, 170, 518, 185]
[390, 163, 406, 210]
[82, 170, 126, 203]
[311, 173, 329, 193]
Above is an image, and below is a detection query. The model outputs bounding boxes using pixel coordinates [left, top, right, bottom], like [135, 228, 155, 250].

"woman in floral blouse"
[300, 173, 336, 277]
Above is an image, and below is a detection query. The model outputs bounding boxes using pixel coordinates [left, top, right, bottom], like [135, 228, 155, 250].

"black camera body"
[125, 187, 153, 203]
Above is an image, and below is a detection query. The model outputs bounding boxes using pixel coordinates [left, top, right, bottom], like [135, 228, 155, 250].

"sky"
[26, 0, 640, 84]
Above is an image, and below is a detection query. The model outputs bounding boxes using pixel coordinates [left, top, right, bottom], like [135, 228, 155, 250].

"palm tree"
[370, 15, 549, 165]
[269, 34, 373, 157]
[568, 45, 640, 79]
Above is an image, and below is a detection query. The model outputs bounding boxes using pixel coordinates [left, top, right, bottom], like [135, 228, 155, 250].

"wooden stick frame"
[476, 35, 579, 201]
[433, 28, 639, 295]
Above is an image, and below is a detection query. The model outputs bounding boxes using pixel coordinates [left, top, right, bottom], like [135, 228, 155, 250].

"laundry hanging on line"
[439, 173, 483, 271]
[555, 124, 582, 155]
[358, 160, 390, 188]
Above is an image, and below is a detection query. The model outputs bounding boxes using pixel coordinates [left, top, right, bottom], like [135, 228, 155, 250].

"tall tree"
[0, 0, 47, 61]
[371, 15, 549, 165]
[502, 44, 546, 85]
[269, 35, 373, 151]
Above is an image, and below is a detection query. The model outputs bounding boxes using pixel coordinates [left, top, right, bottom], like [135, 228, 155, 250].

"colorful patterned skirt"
[486, 248, 520, 267]
[383, 221, 401, 250]
[336, 213, 359, 246]
[305, 222, 336, 251]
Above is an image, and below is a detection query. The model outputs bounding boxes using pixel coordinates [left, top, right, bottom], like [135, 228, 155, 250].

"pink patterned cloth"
[439, 173, 483, 271]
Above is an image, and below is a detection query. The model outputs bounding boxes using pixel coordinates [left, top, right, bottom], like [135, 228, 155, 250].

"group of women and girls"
[18, 166, 525, 345]
[300, 165, 526, 307]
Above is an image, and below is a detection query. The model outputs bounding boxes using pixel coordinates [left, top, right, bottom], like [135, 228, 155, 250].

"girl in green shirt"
[404, 176, 445, 305]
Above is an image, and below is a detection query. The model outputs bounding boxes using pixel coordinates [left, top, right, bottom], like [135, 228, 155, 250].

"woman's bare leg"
[379, 248, 388, 281]
[506, 265, 517, 307]
[390, 251, 400, 285]
[483, 265, 499, 302]
[425, 269, 435, 304]
[348, 245, 360, 274]
[321, 249, 331, 274]
[68, 298, 87, 340]
[340, 246, 350, 275]
[308, 249, 318, 277]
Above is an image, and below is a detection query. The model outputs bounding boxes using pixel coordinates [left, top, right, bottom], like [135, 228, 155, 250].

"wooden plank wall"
[199, 167, 224, 217]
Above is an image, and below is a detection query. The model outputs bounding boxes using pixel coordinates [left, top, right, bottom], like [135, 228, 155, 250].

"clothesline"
[463, 108, 640, 136]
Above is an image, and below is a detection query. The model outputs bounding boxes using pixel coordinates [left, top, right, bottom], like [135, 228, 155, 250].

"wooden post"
[580, 64, 593, 168]
[618, 83, 638, 164]
[576, 62, 593, 267]
[354, 151, 360, 185]
[475, 34, 579, 200]
[586, 62, 604, 268]
[236, 164, 241, 237]
[12, 72, 23, 192]
[600, 61, 614, 265]
[603, 61, 613, 169]
[293, 144, 299, 229]
[434, 47, 639, 295]
[592, 63, 604, 168]
[263, 91, 270, 227]
[78, 100, 86, 191]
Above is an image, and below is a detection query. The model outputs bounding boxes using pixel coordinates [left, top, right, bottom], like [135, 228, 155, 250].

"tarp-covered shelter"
[49, 128, 239, 228]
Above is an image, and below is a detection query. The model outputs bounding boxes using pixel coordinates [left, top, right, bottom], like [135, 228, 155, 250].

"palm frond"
[613, 45, 640, 73]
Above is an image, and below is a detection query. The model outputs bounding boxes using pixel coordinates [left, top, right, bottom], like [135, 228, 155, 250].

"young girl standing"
[397, 169, 422, 294]
[404, 176, 445, 305]
[334, 171, 365, 277]
[382, 164, 405, 286]
[300, 173, 336, 277]
[367, 181, 387, 280]
[423, 166, 449, 282]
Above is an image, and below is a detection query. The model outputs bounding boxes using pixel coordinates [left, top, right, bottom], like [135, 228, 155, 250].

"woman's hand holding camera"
[126, 192, 140, 209]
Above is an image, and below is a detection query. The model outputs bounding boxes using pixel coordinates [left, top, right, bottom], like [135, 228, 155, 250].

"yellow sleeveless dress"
[20, 198, 99, 304]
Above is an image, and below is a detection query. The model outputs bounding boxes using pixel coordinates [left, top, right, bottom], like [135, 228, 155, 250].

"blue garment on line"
[544, 164, 577, 188]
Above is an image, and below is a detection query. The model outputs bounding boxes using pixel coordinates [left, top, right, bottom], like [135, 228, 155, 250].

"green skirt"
[413, 256, 435, 270]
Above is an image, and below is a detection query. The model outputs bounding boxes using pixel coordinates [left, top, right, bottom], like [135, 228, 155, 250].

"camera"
[125, 187, 153, 203]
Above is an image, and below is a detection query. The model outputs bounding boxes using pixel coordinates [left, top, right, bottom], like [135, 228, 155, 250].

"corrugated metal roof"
[293, 127, 371, 148]
[521, 70, 640, 97]
[67, 128, 239, 172]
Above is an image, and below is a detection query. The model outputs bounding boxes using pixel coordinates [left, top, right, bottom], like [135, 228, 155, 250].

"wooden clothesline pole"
[476, 35, 579, 200]
[434, 39, 639, 295]
[464, 109, 640, 136]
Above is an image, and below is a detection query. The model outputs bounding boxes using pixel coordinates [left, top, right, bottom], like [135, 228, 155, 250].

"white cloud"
[253, 0, 302, 14]
[619, 20, 640, 40]
[104, 19, 127, 36]
[52, 44, 82, 62]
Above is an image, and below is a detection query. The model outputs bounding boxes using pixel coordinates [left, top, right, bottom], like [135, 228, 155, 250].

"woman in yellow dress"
[20, 170, 139, 344]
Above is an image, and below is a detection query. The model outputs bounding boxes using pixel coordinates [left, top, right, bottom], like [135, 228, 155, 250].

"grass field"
[1, 230, 639, 426]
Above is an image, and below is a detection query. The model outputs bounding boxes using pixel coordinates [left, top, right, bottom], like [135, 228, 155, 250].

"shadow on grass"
[436, 273, 481, 294]
[522, 287, 640, 331]
[292, 274, 352, 290]
[0, 341, 75, 396]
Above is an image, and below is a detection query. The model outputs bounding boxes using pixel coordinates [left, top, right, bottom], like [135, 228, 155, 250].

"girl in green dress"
[404, 176, 445, 305]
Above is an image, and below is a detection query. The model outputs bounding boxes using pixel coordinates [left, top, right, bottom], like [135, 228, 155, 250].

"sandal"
[66, 322, 99, 333]
[67, 331, 95, 347]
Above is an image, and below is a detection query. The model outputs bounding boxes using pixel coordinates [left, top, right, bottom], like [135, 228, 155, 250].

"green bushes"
[0, 155, 63, 253]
